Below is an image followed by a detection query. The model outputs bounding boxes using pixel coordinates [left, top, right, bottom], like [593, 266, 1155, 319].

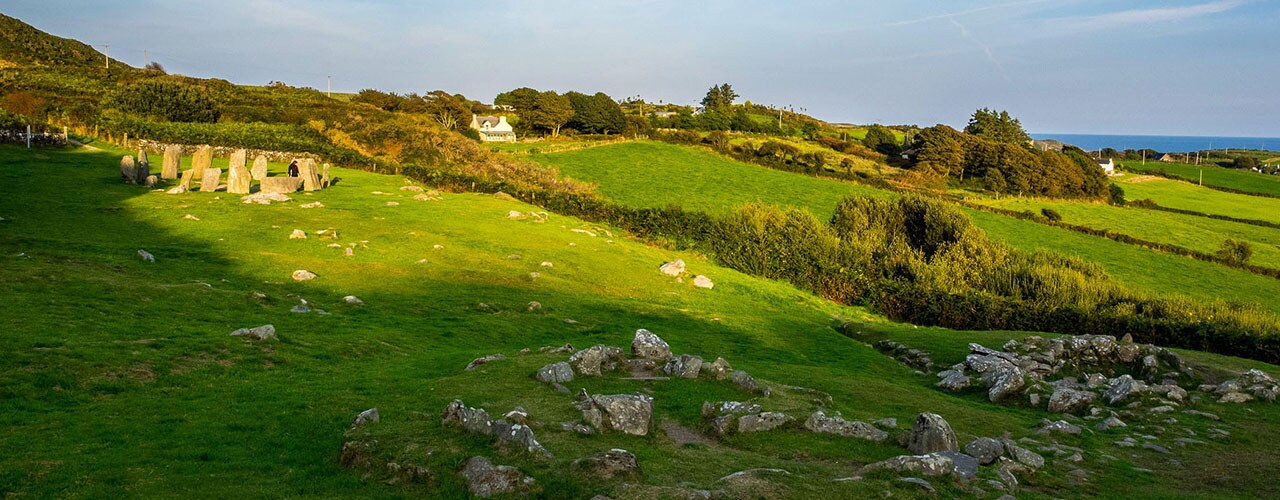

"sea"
[1029, 133, 1280, 154]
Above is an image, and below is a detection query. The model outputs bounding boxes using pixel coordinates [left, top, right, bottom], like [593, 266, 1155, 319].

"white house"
[470, 114, 516, 143]
[1097, 158, 1116, 176]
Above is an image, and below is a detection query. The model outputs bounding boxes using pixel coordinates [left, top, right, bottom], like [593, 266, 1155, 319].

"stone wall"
[0, 129, 68, 147]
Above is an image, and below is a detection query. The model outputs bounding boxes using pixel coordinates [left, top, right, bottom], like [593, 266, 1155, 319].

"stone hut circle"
[117, 146, 337, 197]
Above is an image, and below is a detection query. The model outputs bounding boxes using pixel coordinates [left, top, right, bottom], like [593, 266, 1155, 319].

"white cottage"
[1097, 158, 1116, 176]
[470, 115, 516, 143]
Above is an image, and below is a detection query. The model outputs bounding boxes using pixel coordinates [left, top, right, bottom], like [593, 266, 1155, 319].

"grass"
[4, 143, 1279, 498]
[1122, 160, 1280, 197]
[975, 197, 1280, 270]
[1114, 173, 1280, 225]
[530, 141, 889, 220]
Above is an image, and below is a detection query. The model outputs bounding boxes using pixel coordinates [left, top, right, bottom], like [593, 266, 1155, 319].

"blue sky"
[7, 1, 1279, 136]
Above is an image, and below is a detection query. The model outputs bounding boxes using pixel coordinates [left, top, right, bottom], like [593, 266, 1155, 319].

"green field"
[530, 141, 889, 220]
[7, 143, 1279, 498]
[977, 197, 1280, 270]
[1115, 174, 1280, 225]
[1123, 160, 1280, 197]
[533, 141, 1280, 312]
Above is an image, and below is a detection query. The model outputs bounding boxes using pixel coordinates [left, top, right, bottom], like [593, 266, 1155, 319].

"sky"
[6, 0, 1280, 136]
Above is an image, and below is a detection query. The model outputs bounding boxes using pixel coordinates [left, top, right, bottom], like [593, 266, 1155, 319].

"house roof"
[475, 116, 501, 127]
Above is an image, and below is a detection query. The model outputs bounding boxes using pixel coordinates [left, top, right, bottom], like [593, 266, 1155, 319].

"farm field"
[1122, 160, 1280, 197]
[1114, 173, 1280, 225]
[533, 141, 1280, 312]
[975, 197, 1280, 270]
[530, 141, 890, 220]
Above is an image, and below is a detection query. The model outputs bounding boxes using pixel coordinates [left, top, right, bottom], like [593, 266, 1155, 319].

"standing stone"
[907, 413, 959, 455]
[300, 159, 321, 191]
[251, 155, 268, 180]
[191, 145, 212, 179]
[119, 155, 136, 183]
[135, 148, 150, 184]
[260, 177, 302, 194]
[161, 145, 181, 179]
[227, 164, 251, 194]
[229, 149, 247, 172]
[322, 163, 331, 187]
[631, 329, 673, 362]
[199, 168, 222, 192]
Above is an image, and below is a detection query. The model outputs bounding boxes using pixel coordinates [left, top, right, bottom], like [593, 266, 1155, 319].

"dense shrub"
[1217, 239, 1253, 263]
[910, 125, 1109, 199]
[107, 80, 221, 123]
[1041, 208, 1062, 221]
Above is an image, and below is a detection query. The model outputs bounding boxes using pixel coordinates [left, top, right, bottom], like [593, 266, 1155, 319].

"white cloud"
[1049, 0, 1247, 31]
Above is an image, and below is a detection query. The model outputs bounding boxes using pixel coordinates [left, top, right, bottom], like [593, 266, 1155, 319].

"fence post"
[26, 125, 32, 148]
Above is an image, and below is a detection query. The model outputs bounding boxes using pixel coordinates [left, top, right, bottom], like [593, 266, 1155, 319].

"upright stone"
[134, 148, 150, 184]
[229, 149, 247, 173]
[119, 155, 136, 183]
[191, 145, 213, 180]
[300, 159, 321, 191]
[907, 413, 959, 455]
[322, 163, 331, 187]
[227, 164, 251, 194]
[260, 177, 302, 194]
[161, 145, 181, 179]
[178, 169, 195, 190]
[251, 155, 269, 180]
[199, 168, 222, 192]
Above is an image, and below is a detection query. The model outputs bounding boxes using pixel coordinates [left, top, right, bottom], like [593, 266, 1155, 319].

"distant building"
[1097, 158, 1116, 176]
[650, 111, 678, 119]
[470, 114, 516, 143]
[1158, 153, 1180, 163]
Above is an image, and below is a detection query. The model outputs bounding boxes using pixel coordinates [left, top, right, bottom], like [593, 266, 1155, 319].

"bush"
[1040, 208, 1062, 222]
[1217, 239, 1253, 263]
[1109, 184, 1126, 205]
[107, 80, 221, 123]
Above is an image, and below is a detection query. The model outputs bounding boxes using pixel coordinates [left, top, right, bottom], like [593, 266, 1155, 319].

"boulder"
[631, 329, 672, 362]
[260, 177, 302, 194]
[861, 453, 959, 477]
[1095, 416, 1127, 431]
[466, 353, 506, 371]
[738, 412, 793, 433]
[936, 369, 971, 391]
[137, 249, 155, 262]
[119, 155, 136, 183]
[459, 456, 536, 498]
[663, 354, 702, 379]
[1048, 387, 1098, 414]
[242, 192, 291, 204]
[289, 229, 307, 239]
[731, 370, 764, 394]
[1001, 439, 1045, 469]
[343, 295, 363, 305]
[935, 451, 979, 480]
[442, 400, 494, 435]
[907, 413, 958, 454]
[582, 394, 653, 436]
[536, 361, 574, 384]
[703, 357, 732, 380]
[1104, 375, 1146, 404]
[292, 270, 317, 281]
[659, 259, 686, 276]
[965, 437, 1004, 465]
[230, 324, 277, 341]
[569, 345, 625, 376]
[491, 419, 552, 458]
[573, 449, 640, 479]
[1038, 419, 1084, 436]
[692, 275, 714, 289]
[804, 410, 888, 441]
[352, 408, 379, 427]
[702, 401, 763, 417]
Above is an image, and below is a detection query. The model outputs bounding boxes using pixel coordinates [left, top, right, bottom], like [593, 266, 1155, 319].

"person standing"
[287, 160, 299, 177]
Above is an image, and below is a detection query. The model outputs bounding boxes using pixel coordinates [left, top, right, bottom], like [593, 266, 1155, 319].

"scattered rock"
[862, 453, 960, 478]
[289, 229, 307, 239]
[491, 419, 552, 458]
[965, 437, 1004, 465]
[300, 202, 323, 208]
[526, 301, 542, 312]
[580, 393, 653, 436]
[873, 417, 898, 429]
[663, 354, 703, 379]
[569, 345, 625, 376]
[659, 259, 686, 276]
[908, 413, 958, 454]
[539, 343, 575, 354]
[897, 477, 935, 493]
[692, 275, 714, 289]
[466, 353, 506, 371]
[936, 369, 971, 390]
[703, 357, 732, 380]
[738, 412, 794, 433]
[631, 329, 673, 362]
[459, 456, 537, 498]
[1048, 387, 1098, 414]
[1095, 416, 1127, 431]
[137, 249, 155, 263]
[352, 408, 379, 427]
[1038, 419, 1084, 436]
[292, 270, 317, 281]
[573, 449, 640, 479]
[343, 295, 363, 305]
[731, 370, 766, 395]
[804, 410, 888, 441]
[536, 362, 574, 384]
[241, 192, 292, 205]
[540, 261, 553, 267]
[442, 400, 494, 435]
[230, 324, 277, 341]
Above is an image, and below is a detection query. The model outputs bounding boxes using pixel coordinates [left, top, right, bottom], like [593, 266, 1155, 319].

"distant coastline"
[1030, 133, 1279, 153]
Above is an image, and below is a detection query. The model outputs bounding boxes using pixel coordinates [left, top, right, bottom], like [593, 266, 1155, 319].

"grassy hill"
[1122, 160, 1280, 197]
[4, 143, 1280, 498]
[1116, 173, 1280, 225]
[532, 141, 1280, 312]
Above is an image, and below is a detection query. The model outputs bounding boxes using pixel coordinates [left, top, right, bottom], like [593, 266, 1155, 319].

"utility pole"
[1199, 169, 1203, 186]
[143, 49, 148, 67]
[326, 76, 331, 98]
[103, 44, 109, 69]
[1142, 149, 1146, 165]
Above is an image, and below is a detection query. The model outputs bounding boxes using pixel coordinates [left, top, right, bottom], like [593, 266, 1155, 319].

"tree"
[964, 108, 1030, 144]
[422, 90, 471, 130]
[566, 91, 625, 134]
[107, 81, 220, 123]
[494, 87, 540, 113]
[1217, 239, 1253, 263]
[862, 124, 899, 155]
[700, 83, 738, 110]
[494, 88, 573, 136]
[144, 61, 166, 74]
[351, 88, 402, 111]
[912, 125, 965, 177]
[1233, 156, 1259, 170]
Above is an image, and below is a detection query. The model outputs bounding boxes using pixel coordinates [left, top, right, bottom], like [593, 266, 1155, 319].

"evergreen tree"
[964, 108, 1030, 144]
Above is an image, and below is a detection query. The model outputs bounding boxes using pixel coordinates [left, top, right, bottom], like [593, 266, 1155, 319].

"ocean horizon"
[1030, 133, 1280, 154]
